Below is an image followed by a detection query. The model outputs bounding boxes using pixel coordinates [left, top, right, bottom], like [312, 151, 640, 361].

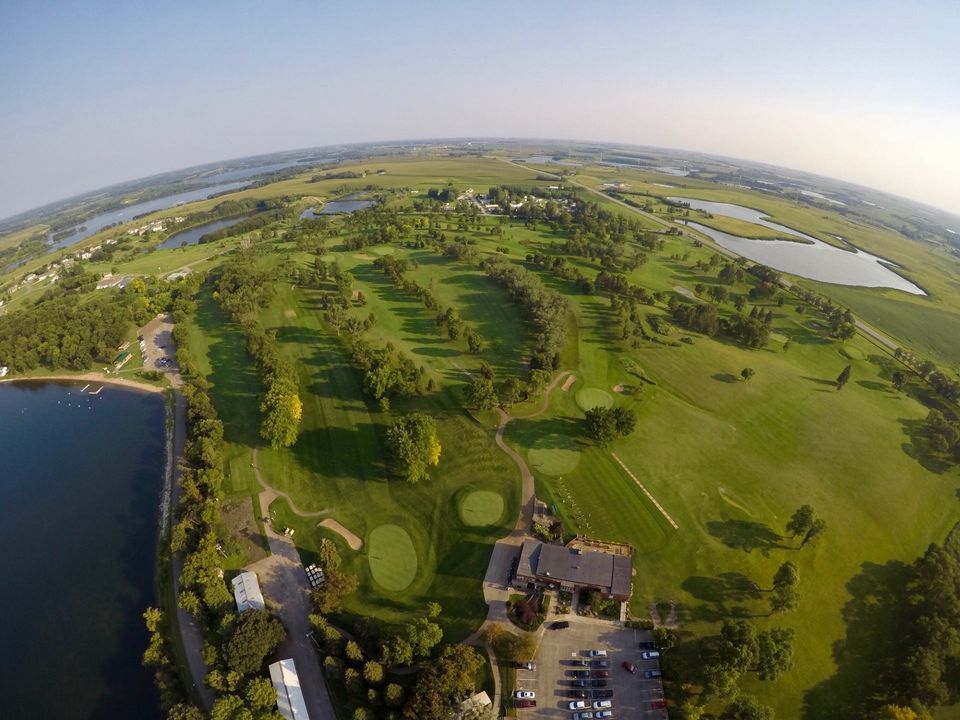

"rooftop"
[517, 539, 632, 598]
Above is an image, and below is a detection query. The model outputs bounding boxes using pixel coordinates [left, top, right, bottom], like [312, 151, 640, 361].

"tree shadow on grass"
[712, 373, 739, 383]
[898, 418, 953, 474]
[706, 519, 789, 555]
[292, 424, 386, 481]
[801, 375, 838, 387]
[802, 560, 913, 720]
[681, 572, 762, 603]
[856, 380, 895, 394]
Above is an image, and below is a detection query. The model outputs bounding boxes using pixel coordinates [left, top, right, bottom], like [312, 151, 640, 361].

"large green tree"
[223, 609, 286, 676]
[385, 413, 441, 483]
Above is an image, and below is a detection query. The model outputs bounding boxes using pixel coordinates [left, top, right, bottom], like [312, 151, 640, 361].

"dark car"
[591, 670, 610, 678]
[569, 659, 589, 667]
[622, 660, 637, 674]
[551, 620, 570, 630]
[514, 699, 536, 708]
[568, 670, 590, 678]
[571, 680, 589, 687]
[589, 689, 614, 699]
[589, 679, 608, 687]
[643, 669, 662, 679]
[565, 690, 589, 699]
[590, 660, 609, 668]
[639, 641, 658, 650]
[651, 699, 667, 709]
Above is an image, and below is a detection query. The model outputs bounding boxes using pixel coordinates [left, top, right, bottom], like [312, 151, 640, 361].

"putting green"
[370, 245, 397, 255]
[460, 490, 505, 526]
[368, 524, 418, 591]
[576, 387, 614, 411]
[528, 433, 581, 476]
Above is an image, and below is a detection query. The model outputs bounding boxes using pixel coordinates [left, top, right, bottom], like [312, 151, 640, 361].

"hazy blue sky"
[1, 0, 958, 219]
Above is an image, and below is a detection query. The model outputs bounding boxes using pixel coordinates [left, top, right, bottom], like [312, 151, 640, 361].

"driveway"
[139, 312, 179, 372]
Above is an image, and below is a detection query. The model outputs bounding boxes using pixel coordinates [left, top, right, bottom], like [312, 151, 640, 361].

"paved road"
[251, 454, 337, 720]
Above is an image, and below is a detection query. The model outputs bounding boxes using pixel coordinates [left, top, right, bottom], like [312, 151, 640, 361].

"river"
[670, 197, 925, 295]
[157, 215, 249, 250]
[0, 381, 165, 719]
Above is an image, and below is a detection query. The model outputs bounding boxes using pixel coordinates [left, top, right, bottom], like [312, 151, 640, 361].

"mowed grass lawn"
[251, 272, 524, 641]
[495, 246, 960, 717]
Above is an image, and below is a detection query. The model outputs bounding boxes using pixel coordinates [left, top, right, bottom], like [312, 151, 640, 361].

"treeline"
[670, 300, 773, 348]
[480, 256, 568, 370]
[214, 257, 302, 448]
[342, 207, 410, 250]
[170, 198, 287, 245]
[895, 347, 960, 405]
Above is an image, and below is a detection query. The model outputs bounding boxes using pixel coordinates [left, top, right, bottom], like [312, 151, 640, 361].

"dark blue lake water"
[0, 381, 165, 719]
[157, 215, 249, 250]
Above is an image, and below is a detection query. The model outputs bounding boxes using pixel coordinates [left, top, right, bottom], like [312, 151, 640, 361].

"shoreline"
[0, 372, 167, 394]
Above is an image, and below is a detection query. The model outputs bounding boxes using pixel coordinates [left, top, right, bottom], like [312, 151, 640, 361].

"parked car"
[622, 661, 637, 674]
[596, 712, 614, 719]
[571, 680, 589, 687]
[641, 651, 660, 660]
[590, 659, 609, 668]
[551, 620, 570, 629]
[569, 700, 588, 710]
[569, 659, 590, 666]
[589, 649, 608, 657]
[565, 690, 588, 699]
[573, 713, 595, 720]
[650, 699, 667, 709]
[514, 661, 536, 670]
[568, 669, 590, 678]
[591, 670, 610, 678]
[514, 699, 536, 708]
[590, 689, 614, 699]
[589, 679, 608, 687]
[643, 669, 662, 679]
[514, 690, 535, 700]
[593, 700, 613, 710]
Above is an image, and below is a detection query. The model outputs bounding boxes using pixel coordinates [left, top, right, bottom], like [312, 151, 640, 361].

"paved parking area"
[512, 619, 668, 719]
[139, 313, 179, 374]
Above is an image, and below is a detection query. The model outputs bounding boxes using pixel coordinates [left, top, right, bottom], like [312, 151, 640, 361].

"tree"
[785, 505, 815, 538]
[756, 628, 794, 680]
[720, 695, 774, 720]
[381, 635, 414, 666]
[245, 676, 277, 709]
[498, 377, 525, 408]
[363, 661, 384, 685]
[892, 371, 907, 391]
[741, 367, 755, 382]
[384, 683, 405, 708]
[770, 562, 800, 614]
[402, 645, 483, 720]
[385, 413, 441, 483]
[801, 518, 827, 547]
[223, 609, 286, 676]
[837, 364, 852, 390]
[167, 704, 206, 720]
[464, 376, 498, 410]
[209, 695, 246, 720]
[406, 617, 443, 658]
[584, 406, 637, 446]
[312, 568, 359, 614]
[346, 640, 365, 664]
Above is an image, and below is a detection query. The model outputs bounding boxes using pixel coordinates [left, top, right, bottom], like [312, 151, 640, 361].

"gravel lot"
[139, 313, 179, 374]
[513, 619, 668, 719]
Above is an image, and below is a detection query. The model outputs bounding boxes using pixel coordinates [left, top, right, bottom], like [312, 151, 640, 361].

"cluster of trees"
[342, 208, 411, 250]
[584, 405, 637, 446]
[924, 409, 960, 457]
[481, 256, 568, 370]
[672, 302, 720, 336]
[701, 620, 796, 695]
[348, 337, 430, 406]
[197, 208, 287, 246]
[526, 252, 595, 294]
[895, 348, 960, 404]
[215, 259, 302, 448]
[727, 309, 773, 348]
[463, 362, 552, 411]
[401, 645, 484, 720]
[785, 504, 827, 547]
[384, 413, 442, 483]
[595, 269, 655, 304]
[670, 300, 773, 348]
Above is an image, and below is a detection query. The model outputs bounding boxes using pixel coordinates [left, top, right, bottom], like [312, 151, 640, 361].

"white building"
[269, 658, 310, 720]
[0, 366, 9, 377]
[231, 571, 265, 613]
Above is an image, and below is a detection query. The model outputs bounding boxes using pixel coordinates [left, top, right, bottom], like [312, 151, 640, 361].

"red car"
[650, 699, 667, 710]
[514, 699, 536, 708]
[591, 670, 610, 678]
[622, 660, 637, 674]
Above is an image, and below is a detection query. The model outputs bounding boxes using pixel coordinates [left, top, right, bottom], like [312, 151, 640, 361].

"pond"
[0, 381, 165, 719]
[300, 193, 376, 217]
[670, 197, 925, 295]
[156, 215, 249, 250]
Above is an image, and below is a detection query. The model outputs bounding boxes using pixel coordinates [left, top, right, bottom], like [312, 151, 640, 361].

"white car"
[589, 649, 608, 657]
[596, 712, 613, 719]
[593, 700, 612, 709]
[515, 690, 535, 699]
[573, 713, 595, 720]
[569, 700, 587, 710]
[641, 650, 660, 660]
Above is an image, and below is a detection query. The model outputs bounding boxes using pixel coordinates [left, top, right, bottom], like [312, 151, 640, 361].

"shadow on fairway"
[711, 373, 739, 383]
[898, 418, 953, 474]
[800, 375, 838, 387]
[856, 380, 895, 393]
[681, 572, 762, 603]
[706, 519, 788, 554]
[802, 560, 914, 720]
[293, 425, 386, 480]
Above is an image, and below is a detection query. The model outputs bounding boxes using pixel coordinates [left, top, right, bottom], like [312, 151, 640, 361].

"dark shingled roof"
[516, 539, 632, 597]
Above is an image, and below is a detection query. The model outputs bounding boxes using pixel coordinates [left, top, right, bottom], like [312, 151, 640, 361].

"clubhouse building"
[514, 538, 633, 601]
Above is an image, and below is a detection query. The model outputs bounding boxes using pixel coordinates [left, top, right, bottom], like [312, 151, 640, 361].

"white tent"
[231, 571, 265, 613]
[269, 658, 310, 720]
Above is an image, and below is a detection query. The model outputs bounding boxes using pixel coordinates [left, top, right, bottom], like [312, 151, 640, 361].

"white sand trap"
[318, 518, 363, 550]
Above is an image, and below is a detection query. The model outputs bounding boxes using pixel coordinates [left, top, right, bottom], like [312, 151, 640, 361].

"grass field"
[60, 153, 960, 718]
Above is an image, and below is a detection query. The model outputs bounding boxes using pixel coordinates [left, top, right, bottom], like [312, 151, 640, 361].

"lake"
[300, 194, 376, 217]
[670, 197, 925, 295]
[0, 381, 165, 719]
[157, 215, 249, 250]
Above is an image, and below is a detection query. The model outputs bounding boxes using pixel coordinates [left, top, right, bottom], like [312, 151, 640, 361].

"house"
[269, 658, 310, 720]
[514, 538, 632, 601]
[0, 366, 9, 378]
[232, 571, 265, 613]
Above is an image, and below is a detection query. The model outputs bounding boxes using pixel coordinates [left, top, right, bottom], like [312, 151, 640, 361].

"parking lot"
[139, 313, 179, 375]
[512, 618, 668, 719]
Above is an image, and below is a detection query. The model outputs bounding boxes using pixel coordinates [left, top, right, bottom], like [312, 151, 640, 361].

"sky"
[1, 0, 959, 219]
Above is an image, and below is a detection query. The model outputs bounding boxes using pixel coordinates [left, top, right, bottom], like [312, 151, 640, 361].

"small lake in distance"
[0, 381, 164, 719]
[300, 193, 377, 218]
[157, 215, 249, 250]
[670, 197, 924, 295]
